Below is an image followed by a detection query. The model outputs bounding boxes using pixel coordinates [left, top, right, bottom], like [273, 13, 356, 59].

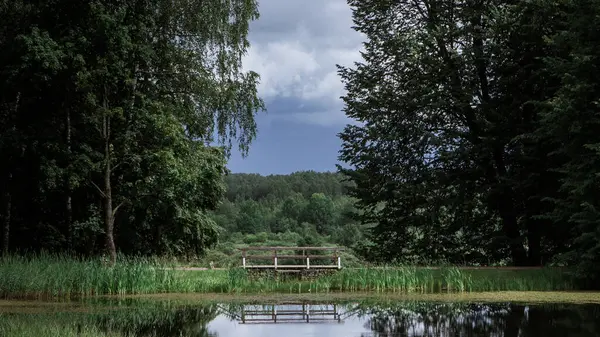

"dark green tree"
[537, 0, 600, 282]
[300, 193, 336, 234]
[0, 0, 264, 261]
[337, 0, 561, 265]
[209, 171, 362, 245]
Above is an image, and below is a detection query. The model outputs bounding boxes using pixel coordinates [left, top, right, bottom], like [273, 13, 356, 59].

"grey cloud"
[266, 94, 339, 114]
[243, 0, 364, 126]
[252, 0, 360, 48]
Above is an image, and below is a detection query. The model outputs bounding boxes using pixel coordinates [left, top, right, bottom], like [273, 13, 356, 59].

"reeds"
[0, 254, 201, 298]
[324, 266, 573, 293]
[218, 266, 574, 293]
[0, 254, 576, 299]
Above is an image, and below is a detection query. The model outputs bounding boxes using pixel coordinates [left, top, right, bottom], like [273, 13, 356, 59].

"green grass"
[210, 266, 575, 294]
[0, 254, 185, 298]
[0, 254, 576, 299]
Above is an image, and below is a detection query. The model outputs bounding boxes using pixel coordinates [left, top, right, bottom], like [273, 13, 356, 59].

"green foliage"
[4, 0, 600, 286]
[534, 0, 600, 285]
[207, 171, 367, 254]
[0, 0, 264, 257]
[301, 193, 336, 234]
[336, 0, 600, 283]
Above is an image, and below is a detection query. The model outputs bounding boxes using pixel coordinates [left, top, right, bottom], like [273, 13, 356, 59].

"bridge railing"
[239, 246, 344, 270]
[239, 303, 342, 324]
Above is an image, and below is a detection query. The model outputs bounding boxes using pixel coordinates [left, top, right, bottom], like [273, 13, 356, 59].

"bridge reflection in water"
[236, 303, 344, 324]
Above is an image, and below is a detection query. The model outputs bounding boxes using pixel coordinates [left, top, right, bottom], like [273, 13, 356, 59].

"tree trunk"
[500, 210, 528, 266]
[156, 223, 163, 255]
[527, 222, 542, 266]
[495, 181, 528, 266]
[104, 168, 117, 265]
[66, 192, 73, 250]
[102, 92, 117, 265]
[2, 92, 20, 256]
[65, 106, 73, 251]
[468, 10, 528, 266]
[1, 172, 11, 255]
[493, 149, 528, 266]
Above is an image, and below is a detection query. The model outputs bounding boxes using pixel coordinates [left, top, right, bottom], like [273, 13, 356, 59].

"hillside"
[207, 171, 365, 255]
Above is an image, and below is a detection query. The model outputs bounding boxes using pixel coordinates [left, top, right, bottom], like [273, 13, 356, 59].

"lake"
[2, 293, 600, 336]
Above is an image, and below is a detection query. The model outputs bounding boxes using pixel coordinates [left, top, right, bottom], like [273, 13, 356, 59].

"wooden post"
[302, 303, 306, 320]
[336, 250, 341, 269]
[242, 249, 246, 268]
[274, 249, 278, 270]
[306, 256, 310, 269]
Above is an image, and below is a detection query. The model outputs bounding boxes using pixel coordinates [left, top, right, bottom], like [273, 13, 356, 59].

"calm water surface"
[2, 298, 600, 336]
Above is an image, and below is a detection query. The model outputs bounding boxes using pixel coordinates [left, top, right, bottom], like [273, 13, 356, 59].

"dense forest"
[210, 171, 364, 248]
[337, 0, 600, 281]
[0, 0, 264, 264]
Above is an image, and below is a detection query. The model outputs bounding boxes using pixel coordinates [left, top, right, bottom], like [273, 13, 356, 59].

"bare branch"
[89, 180, 107, 199]
[112, 200, 128, 218]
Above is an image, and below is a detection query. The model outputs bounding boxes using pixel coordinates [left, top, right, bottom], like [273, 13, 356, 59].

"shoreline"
[3, 291, 600, 309]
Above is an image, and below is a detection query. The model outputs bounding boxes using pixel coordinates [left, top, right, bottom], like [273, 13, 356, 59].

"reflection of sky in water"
[209, 304, 371, 336]
[209, 303, 510, 337]
[208, 315, 371, 337]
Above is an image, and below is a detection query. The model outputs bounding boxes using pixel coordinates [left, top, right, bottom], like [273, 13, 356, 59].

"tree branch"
[112, 200, 129, 218]
[89, 180, 107, 199]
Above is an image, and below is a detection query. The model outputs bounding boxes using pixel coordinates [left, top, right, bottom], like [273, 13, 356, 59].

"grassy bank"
[0, 254, 576, 299]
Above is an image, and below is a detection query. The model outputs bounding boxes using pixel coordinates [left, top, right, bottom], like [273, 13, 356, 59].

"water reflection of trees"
[93, 303, 220, 337]
[96, 301, 600, 337]
[352, 302, 600, 337]
[215, 301, 600, 337]
[6, 299, 599, 336]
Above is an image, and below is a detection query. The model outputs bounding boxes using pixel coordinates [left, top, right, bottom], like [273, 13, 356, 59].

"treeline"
[338, 0, 600, 280]
[211, 171, 365, 248]
[0, 0, 263, 263]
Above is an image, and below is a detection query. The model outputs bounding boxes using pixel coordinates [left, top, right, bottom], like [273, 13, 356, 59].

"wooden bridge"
[238, 303, 342, 324]
[240, 246, 344, 271]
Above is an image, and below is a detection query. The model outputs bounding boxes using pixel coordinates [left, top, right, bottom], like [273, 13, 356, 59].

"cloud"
[242, 0, 364, 126]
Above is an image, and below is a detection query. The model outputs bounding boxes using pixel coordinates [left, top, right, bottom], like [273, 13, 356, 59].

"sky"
[225, 0, 364, 175]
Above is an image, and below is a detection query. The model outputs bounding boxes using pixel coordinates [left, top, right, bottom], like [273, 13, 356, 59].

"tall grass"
[0, 254, 576, 299]
[326, 267, 573, 293]
[0, 254, 189, 298]
[220, 266, 575, 294]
